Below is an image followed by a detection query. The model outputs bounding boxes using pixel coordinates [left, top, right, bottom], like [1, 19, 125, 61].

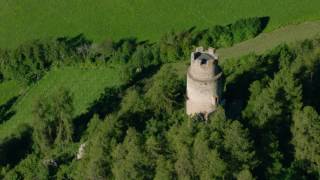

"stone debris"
[77, 143, 86, 160]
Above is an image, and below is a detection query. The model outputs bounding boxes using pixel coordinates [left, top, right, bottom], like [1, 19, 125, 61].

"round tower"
[186, 47, 222, 118]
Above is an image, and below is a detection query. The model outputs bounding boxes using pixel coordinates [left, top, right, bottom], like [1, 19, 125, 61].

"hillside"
[1, 13, 320, 178]
[1, 19, 320, 140]
[217, 20, 320, 59]
[0, 81, 23, 106]
[1, 0, 320, 48]
[0, 66, 124, 138]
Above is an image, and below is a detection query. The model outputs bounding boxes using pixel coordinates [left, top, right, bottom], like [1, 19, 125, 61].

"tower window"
[212, 96, 219, 105]
[201, 59, 207, 65]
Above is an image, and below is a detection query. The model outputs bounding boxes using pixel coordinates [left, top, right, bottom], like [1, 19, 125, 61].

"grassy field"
[0, 66, 124, 138]
[217, 20, 320, 59]
[0, 80, 24, 106]
[1, 0, 320, 48]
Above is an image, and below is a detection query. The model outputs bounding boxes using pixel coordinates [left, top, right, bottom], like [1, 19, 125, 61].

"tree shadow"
[258, 16, 270, 33]
[73, 86, 123, 141]
[130, 64, 162, 86]
[301, 60, 320, 113]
[0, 96, 18, 124]
[252, 90, 295, 178]
[223, 50, 280, 120]
[72, 64, 162, 142]
[0, 124, 32, 167]
[57, 33, 92, 49]
[224, 70, 262, 119]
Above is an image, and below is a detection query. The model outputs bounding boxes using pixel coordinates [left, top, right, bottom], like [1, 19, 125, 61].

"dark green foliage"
[112, 128, 152, 180]
[157, 17, 267, 62]
[90, 86, 122, 118]
[73, 115, 119, 179]
[154, 156, 175, 180]
[33, 87, 74, 154]
[0, 35, 90, 84]
[3, 154, 48, 180]
[193, 127, 227, 179]
[223, 121, 257, 171]
[231, 17, 267, 43]
[292, 106, 320, 173]
[9, 88, 77, 180]
[146, 65, 185, 114]
[228, 17, 268, 45]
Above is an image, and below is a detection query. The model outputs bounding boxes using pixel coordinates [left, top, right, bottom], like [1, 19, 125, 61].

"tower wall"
[186, 47, 222, 117]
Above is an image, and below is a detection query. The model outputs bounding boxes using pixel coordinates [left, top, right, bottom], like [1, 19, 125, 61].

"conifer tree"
[292, 106, 320, 173]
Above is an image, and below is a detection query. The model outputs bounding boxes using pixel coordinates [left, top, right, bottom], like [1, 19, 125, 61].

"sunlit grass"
[0, 80, 24, 106]
[1, 0, 320, 48]
[0, 65, 124, 138]
[217, 20, 320, 59]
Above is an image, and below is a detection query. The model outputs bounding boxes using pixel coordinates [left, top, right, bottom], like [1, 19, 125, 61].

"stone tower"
[186, 47, 222, 118]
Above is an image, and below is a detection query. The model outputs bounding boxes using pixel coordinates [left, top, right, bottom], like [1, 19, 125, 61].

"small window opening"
[201, 59, 207, 65]
[212, 96, 219, 105]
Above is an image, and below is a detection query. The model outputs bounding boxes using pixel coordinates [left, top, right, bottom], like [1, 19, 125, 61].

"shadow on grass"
[259, 16, 270, 33]
[130, 64, 162, 86]
[0, 124, 32, 167]
[223, 49, 280, 120]
[72, 64, 162, 142]
[73, 86, 122, 142]
[0, 96, 18, 124]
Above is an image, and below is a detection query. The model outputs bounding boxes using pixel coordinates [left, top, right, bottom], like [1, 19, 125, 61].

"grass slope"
[1, 0, 320, 48]
[0, 81, 24, 106]
[217, 20, 320, 59]
[0, 66, 124, 138]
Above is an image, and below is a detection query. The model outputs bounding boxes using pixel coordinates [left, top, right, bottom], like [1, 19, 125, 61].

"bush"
[145, 65, 185, 114]
[32, 87, 74, 154]
[0, 35, 91, 84]
[230, 17, 267, 43]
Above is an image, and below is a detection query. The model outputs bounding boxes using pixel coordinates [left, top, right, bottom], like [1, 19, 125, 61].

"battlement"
[195, 46, 216, 56]
[189, 47, 220, 81]
[191, 46, 218, 62]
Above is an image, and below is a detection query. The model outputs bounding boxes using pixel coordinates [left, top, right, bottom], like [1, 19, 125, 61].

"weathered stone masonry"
[186, 47, 222, 118]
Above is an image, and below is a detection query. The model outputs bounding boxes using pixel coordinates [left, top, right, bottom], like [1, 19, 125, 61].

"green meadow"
[0, 66, 124, 138]
[217, 20, 320, 59]
[0, 81, 23, 106]
[1, 0, 320, 48]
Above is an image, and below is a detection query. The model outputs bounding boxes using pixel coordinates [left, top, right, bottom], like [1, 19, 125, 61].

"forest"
[0, 17, 320, 179]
